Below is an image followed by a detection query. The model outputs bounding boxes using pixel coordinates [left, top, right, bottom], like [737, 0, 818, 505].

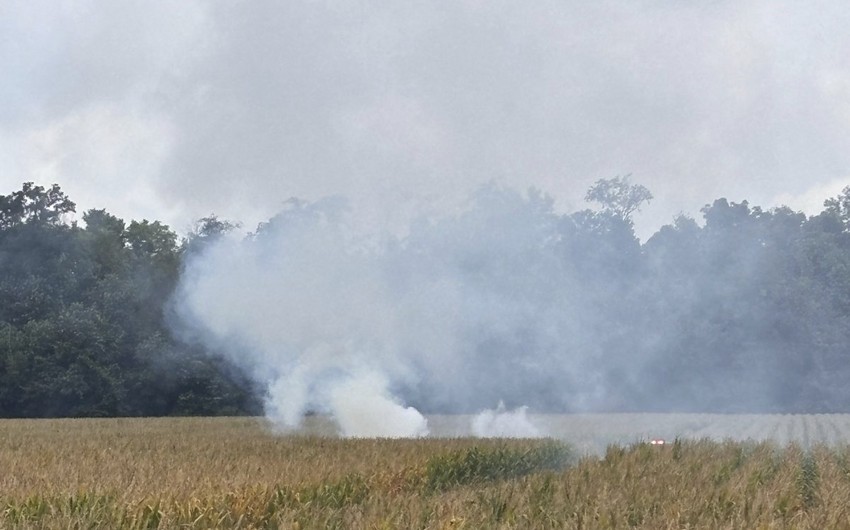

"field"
[1, 416, 850, 529]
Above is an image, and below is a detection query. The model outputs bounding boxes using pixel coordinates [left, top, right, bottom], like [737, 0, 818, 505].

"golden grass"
[0, 417, 537, 499]
[1, 417, 850, 529]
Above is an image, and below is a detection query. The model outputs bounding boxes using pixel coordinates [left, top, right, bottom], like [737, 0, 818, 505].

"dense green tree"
[0, 182, 259, 418]
[0, 182, 75, 229]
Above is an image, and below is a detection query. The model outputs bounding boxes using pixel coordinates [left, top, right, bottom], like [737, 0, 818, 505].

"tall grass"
[1, 418, 850, 528]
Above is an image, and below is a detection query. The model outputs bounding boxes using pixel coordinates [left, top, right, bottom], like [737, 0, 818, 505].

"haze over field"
[173, 182, 850, 435]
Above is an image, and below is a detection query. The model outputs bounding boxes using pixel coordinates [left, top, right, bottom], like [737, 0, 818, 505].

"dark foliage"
[0, 183, 260, 417]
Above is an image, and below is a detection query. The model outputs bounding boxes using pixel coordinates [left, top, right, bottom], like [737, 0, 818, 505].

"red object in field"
[650, 439, 666, 445]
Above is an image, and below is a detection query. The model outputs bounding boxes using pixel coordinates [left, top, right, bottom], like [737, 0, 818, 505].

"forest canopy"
[2, 179, 850, 416]
[0, 183, 259, 417]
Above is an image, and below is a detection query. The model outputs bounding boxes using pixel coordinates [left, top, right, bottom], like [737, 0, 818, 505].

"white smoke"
[175, 197, 427, 437]
[471, 402, 543, 438]
[173, 187, 594, 436]
[326, 371, 428, 438]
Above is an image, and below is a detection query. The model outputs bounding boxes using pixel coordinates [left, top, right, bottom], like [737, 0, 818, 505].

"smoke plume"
[174, 186, 593, 436]
[173, 182, 848, 435]
[471, 403, 542, 438]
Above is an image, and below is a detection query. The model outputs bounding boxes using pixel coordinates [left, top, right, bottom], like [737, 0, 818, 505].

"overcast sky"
[3, 0, 850, 238]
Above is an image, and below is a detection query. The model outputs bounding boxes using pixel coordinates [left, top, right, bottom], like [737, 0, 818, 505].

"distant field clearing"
[521, 413, 850, 453]
[292, 413, 850, 452]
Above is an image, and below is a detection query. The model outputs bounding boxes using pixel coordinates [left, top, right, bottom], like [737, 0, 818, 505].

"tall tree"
[0, 182, 75, 229]
[584, 175, 653, 221]
[822, 185, 850, 231]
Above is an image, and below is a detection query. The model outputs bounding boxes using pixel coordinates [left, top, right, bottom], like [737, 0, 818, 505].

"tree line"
[2, 178, 850, 416]
[560, 178, 850, 412]
[0, 183, 259, 417]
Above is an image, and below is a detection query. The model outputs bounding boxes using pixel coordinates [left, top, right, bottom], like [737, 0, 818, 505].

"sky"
[2, 0, 850, 239]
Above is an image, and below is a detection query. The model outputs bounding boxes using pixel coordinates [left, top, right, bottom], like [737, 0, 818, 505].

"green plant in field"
[300, 473, 371, 509]
[3, 496, 50, 525]
[798, 451, 820, 509]
[423, 440, 572, 493]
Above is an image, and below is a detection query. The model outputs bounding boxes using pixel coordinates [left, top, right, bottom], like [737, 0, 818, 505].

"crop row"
[2, 418, 850, 528]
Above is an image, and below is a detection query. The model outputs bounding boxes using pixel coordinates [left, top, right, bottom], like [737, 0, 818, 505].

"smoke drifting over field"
[174, 182, 850, 436]
[175, 187, 594, 435]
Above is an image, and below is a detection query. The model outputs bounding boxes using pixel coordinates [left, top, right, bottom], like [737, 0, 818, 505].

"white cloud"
[772, 178, 849, 216]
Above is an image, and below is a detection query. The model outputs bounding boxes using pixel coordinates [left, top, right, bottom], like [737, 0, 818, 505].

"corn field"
[1, 416, 850, 528]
